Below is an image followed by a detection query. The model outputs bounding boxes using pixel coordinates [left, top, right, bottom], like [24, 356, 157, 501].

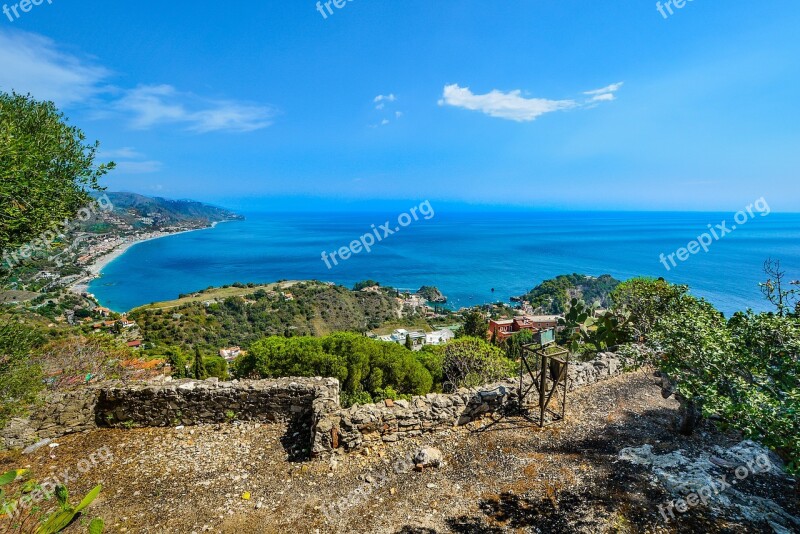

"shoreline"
[70, 222, 225, 296]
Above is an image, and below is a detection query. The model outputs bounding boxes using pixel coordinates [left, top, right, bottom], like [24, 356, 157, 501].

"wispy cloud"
[438, 82, 623, 122]
[0, 29, 110, 107]
[0, 28, 275, 134]
[116, 85, 274, 133]
[584, 82, 624, 102]
[371, 93, 401, 127]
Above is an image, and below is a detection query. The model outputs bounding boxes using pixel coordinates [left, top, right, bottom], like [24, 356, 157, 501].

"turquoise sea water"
[89, 210, 800, 315]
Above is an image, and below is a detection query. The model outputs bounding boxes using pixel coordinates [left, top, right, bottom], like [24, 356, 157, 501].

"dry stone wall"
[2, 353, 623, 456]
[1, 377, 339, 450]
[311, 352, 623, 455]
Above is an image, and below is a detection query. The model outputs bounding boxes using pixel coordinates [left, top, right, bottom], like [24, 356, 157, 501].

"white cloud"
[438, 84, 576, 122]
[0, 29, 110, 107]
[584, 81, 624, 102]
[381, 119, 390, 126]
[374, 93, 396, 110]
[116, 85, 274, 133]
[439, 81, 624, 121]
[584, 82, 624, 96]
[0, 29, 275, 133]
[395, 111, 403, 118]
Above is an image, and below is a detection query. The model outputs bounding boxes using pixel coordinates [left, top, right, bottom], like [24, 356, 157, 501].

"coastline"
[70, 222, 225, 296]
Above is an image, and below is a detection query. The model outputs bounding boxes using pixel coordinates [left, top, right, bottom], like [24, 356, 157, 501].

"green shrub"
[0, 321, 44, 427]
[441, 337, 515, 390]
[235, 332, 434, 406]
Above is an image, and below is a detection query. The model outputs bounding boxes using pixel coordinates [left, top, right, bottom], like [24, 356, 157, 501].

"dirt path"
[2, 371, 797, 533]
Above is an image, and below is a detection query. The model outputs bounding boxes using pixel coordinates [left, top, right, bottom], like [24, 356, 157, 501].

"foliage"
[0, 468, 103, 533]
[130, 281, 402, 347]
[441, 337, 515, 390]
[235, 332, 434, 406]
[0, 92, 113, 255]
[502, 330, 537, 361]
[558, 298, 597, 354]
[32, 336, 132, 389]
[725, 311, 800, 473]
[203, 355, 228, 380]
[611, 277, 687, 342]
[519, 274, 620, 315]
[460, 310, 488, 339]
[352, 280, 380, 291]
[416, 286, 446, 302]
[164, 346, 188, 378]
[192, 347, 207, 380]
[0, 320, 43, 426]
[759, 258, 799, 317]
[622, 275, 800, 474]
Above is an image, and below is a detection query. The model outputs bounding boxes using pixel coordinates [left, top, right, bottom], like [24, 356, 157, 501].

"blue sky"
[1, 1, 799, 212]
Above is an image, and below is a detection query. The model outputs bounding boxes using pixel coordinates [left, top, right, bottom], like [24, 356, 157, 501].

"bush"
[441, 337, 515, 391]
[235, 332, 434, 406]
[0, 321, 43, 426]
[622, 277, 800, 474]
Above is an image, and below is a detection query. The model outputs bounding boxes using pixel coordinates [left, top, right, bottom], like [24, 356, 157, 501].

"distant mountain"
[93, 192, 244, 226]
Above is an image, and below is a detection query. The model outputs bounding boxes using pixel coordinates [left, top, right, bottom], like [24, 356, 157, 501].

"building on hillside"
[126, 340, 143, 350]
[377, 329, 426, 349]
[526, 315, 560, 330]
[488, 314, 562, 342]
[488, 319, 515, 341]
[96, 307, 112, 317]
[425, 328, 455, 346]
[219, 346, 242, 360]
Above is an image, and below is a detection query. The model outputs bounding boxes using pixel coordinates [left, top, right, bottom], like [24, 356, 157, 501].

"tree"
[760, 259, 799, 317]
[461, 310, 488, 339]
[611, 277, 687, 342]
[649, 295, 734, 435]
[405, 334, 413, 350]
[353, 280, 380, 291]
[192, 347, 207, 380]
[165, 346, 188, 378]
[0, 92, 114, 254]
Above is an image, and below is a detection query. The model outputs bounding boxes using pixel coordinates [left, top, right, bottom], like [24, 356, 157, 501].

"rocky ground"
[2, 371, 797, 533]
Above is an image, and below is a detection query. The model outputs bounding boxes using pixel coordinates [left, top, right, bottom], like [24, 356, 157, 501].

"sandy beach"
[69, 223, 223, 295]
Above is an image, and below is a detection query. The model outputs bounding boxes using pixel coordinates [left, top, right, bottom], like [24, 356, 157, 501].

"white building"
[425, 328, 455, 346]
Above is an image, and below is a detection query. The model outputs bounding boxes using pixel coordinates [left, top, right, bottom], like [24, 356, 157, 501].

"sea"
[89, 210, 800, 316]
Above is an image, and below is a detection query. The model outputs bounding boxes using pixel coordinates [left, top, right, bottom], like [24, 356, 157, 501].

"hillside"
[130, 281, 408, 348]
[516, 274, 621, 314]
[93, 191, 244, 228]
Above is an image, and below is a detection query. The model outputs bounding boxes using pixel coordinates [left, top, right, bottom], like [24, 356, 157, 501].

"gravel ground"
[2, 370, 797, 533]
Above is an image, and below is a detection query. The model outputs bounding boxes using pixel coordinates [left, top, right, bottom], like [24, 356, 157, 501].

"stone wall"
[311, 352, 623, 455]
[97, 377, 339, 427]
[1, 377, 339, 451]
[2, 353, 623, 455]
